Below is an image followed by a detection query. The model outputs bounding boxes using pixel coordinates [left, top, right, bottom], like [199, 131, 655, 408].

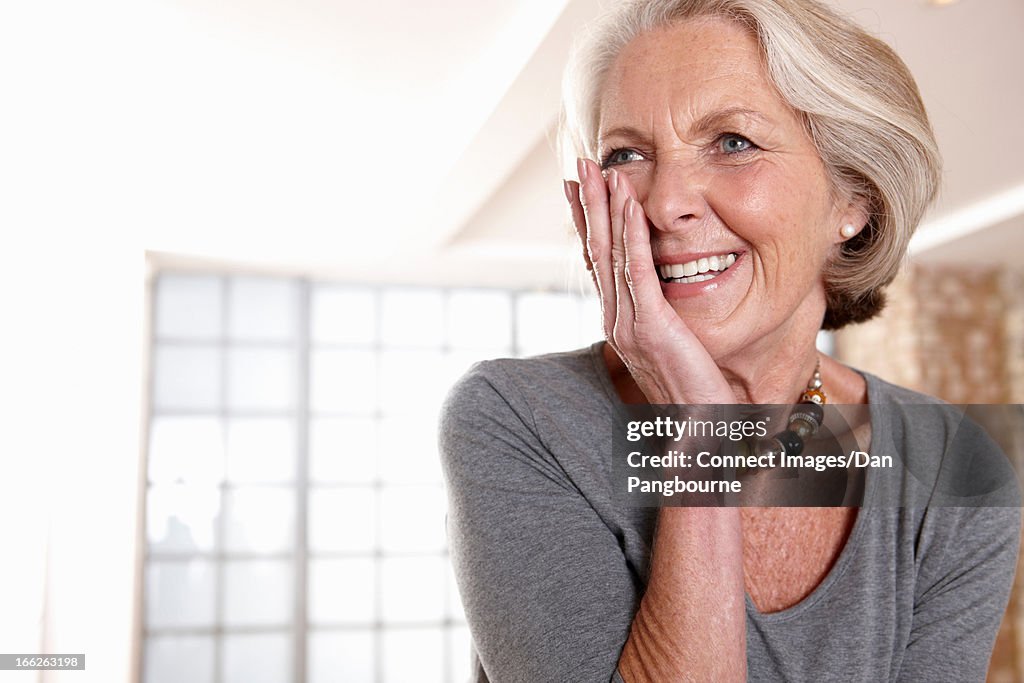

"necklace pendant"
[800, 388, 827, 405]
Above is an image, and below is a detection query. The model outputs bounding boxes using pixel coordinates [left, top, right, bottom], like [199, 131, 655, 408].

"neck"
[715, 335, 820, 404]
[709, 295, 828, 404]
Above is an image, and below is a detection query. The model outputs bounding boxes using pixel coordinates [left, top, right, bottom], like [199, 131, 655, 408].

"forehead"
[598, 16, 793, 131]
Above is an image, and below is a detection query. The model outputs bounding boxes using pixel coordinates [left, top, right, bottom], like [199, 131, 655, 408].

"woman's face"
[598, 17, 858, 359]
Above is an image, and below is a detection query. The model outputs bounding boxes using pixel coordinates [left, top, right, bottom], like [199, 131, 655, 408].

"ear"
[832, 195, 870, 244]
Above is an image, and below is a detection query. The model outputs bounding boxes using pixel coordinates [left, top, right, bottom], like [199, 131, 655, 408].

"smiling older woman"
[440, 0, 1020, 681]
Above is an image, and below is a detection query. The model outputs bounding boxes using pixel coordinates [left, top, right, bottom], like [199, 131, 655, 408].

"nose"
[639, 158, 708, 234]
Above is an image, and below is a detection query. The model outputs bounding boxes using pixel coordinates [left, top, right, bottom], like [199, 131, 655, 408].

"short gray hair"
[560, 0, 941, 329]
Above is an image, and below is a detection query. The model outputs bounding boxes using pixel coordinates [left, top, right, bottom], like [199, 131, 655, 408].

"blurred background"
[1, 0, 1022, 681]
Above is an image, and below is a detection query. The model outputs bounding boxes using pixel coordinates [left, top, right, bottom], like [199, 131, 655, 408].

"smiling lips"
[657, 252, 738, 284]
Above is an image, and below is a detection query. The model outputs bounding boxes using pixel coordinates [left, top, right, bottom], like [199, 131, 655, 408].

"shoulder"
[860, 370, 947, 406]
[862, 370, 958, 443]
[860, 371, 1021, 507]
[439, 342, 613, 452]
[438, 344, 613, 494]
[442, 343, 610, 419]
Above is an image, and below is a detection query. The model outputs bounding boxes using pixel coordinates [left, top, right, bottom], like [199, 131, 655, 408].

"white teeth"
[657, 253, 738, 282]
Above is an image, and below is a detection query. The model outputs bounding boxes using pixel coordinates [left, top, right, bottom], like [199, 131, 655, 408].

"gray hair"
[560, 0, 941, 329]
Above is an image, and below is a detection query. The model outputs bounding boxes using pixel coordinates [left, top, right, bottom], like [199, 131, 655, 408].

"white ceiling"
[8, 0, 1020, 284]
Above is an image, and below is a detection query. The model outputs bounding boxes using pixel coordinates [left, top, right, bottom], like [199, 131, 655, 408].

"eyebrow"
[599, 107, 770, 146]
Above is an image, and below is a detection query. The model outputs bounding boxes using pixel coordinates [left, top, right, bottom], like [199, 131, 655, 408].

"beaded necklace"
[742, 358, 827, 462]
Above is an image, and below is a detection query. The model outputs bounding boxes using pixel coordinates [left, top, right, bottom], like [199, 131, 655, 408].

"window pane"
[308, 631, 374, 683]
[308, 488, 375, 553]
[380, 486, 446, 554]
[228, 277, 297, 342]
[145, 278, 606, 683]
[155, 275, 221, 340]
[312, 286, 376, 345]
[226, 418, 295, 484]
[380, 289, 444, 348]
[379, 349, 446, 415]
[308, 558, 375, 625]
[222, 633, 292, 683]
[153, 346, 221, 411]
[380, 556, 446, 622]
[147, 484, 220, 553]
[145, 635, 214, 683]
[381, 628, 444, 683]
[446, 290, 512, 350]
[310, 349, 377, 414]
[145, 560, 216, 628]
[223, 560, 293, 627]
[515, 293, 581, 356]
[223, 487, 295, 554]
[449, 625, 473, 683]
[149, 417, 224, 485]
[378, 416, 442, 484]
[309, 417, 377, 484]
[227, 348, 295, 412]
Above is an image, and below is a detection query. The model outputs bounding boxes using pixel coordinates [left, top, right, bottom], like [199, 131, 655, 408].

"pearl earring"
[840, 224, 857, 238]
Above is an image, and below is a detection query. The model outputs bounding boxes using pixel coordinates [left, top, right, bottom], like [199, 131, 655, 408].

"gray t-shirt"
[439, 343, 1021, 682]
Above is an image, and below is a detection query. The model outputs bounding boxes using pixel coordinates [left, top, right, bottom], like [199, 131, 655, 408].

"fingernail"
[577, 158, 589, 183]
[627, 197, 642, 222]
[563, 180, 573, 205]
[609, 169, 619, 193]
[624, 196, 633, 217]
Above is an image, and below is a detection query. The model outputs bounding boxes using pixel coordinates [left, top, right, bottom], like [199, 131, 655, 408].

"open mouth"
[657, 252, 738, 284]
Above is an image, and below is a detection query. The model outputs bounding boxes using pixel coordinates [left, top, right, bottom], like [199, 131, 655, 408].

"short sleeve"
[894, 504, 1021, 682]
[439, 362, 639, 682]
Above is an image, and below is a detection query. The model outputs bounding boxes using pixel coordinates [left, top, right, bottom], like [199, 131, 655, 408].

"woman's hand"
[567, 160, 746, 683]
[566, 158, 735, 406]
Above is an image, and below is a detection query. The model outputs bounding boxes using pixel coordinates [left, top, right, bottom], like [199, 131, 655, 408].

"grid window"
[143, 274, 601, 682]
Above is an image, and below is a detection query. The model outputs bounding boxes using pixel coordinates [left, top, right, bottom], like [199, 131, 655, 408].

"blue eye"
[602, 148, 644, 168]
[719, 134, 755, 154]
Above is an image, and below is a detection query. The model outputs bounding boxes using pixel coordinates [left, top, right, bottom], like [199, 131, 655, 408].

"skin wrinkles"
[596, 16, 866, 402]
[557, 24, 877, 678]
[560, 20, 875, 677]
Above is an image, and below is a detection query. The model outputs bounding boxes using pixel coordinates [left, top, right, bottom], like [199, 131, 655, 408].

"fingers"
[564, 180, 591, 270]
[622, 188, 665, 323]
[606, 169, 636, 332]
[568, 165, 734, 405]
[569, 160, 664, 349]
[575, 158, 616, 342]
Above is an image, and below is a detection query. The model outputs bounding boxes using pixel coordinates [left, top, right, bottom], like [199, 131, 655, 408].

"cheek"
[710, 168, 774, 220]
[707, 165, 790, 244]
[708, 163, 831, 256]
